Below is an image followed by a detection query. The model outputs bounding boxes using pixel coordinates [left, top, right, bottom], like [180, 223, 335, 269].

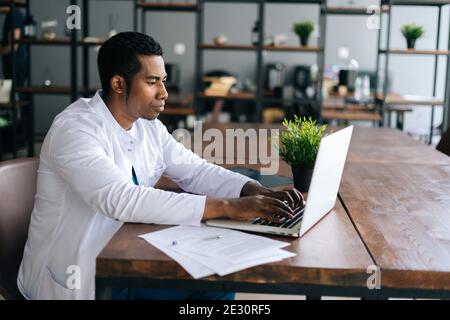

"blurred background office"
[0, 0, 449, 159]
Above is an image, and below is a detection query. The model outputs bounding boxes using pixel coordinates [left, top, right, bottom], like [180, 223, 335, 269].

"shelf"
[382, 0, 450, 6]
[263, 96, 318, 104]
[18, 38, 105, 46]
[322, 103, 376, 112]
[200, 44, 257, 51]
[266, 0, 323, 3]
[80, 38, 105, 46]
[137, 1, 198, 12]
[162, 107, 194, 116]
[324, 5, 389, 15]
[0, 1, 26, 14]
[200, 44, 321, 52]
[198, 92, 256, 101]
[321, 110, 382, 122]
[0, 100, 30, 109]
[385, 105, 413, 112]
[0, 0, 26, 12]
[379, 49, 450, 56]
[379, 93, 444, 106]
[264, 45, 321, 52]
[16, 86, 98, 95]
[198, 91, 322, 103]
[204, 0, 323, 3]
[0, 0, 26, 4]
[324, 2, 450, 14]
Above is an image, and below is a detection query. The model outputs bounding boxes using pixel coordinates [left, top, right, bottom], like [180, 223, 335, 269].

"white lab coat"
[17, 90, 254, 300]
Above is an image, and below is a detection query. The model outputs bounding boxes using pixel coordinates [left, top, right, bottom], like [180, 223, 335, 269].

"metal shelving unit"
[320, 1, 390, 127]
[376, 0, 450, 143]
[0, 0, 29, 160]
[195, 0, 325, 122]
[137, 0, 198, 131]
[5, 0, 138, 158]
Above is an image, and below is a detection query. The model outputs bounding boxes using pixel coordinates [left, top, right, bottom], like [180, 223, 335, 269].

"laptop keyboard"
[252, 205, 305, 229]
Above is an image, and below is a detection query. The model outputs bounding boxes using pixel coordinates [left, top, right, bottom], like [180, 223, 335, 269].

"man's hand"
[203, 194, 295, 223]
[202, 182, 305, 223]
[226, 195, 294, 223]
[240, 181, 305, 210]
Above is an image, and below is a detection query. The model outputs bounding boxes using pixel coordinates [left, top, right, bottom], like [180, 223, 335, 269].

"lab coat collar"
[90, 90, 137, 138]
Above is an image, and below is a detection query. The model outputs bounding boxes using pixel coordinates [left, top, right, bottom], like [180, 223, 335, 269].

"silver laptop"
[206, 125, 354, 238]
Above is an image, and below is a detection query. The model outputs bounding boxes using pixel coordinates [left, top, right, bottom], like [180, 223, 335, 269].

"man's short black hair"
[97, 32, 163, 98]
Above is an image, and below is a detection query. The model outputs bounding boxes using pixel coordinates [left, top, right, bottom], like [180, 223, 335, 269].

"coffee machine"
[165, 63, 180, 90]
[265, 63, 286, 97]
[293, 66, 311, 92]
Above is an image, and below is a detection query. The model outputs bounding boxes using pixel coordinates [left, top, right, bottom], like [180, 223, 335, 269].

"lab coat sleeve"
[48, 121, 206, 226]
[160, 122, 256, 198]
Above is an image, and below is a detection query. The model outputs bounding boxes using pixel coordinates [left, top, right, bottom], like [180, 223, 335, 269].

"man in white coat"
[17, 32, 303, 300]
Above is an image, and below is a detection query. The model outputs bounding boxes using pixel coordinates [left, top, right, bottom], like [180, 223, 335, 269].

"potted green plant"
[401, 23, 425, 49]
[277, 116, 327, 192]
[293, 21, 314, 47]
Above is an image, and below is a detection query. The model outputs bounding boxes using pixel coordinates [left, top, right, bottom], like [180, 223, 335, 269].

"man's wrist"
[203, 197, 236, 220]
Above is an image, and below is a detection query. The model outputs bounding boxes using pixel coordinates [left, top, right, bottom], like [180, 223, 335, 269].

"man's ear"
[110, 75, 126, 95]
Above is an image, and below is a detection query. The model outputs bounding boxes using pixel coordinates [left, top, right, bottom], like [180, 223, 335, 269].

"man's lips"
[153, 104, 165, 112]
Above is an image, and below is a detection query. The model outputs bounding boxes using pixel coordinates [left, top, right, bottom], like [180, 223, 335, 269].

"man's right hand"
[203, 195, 294, 223]
[228, 195, 295, 223]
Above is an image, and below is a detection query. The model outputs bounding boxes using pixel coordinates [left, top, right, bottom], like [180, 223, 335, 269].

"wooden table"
[96, 124, 450, 299]
[347, 127, 450, 165]
[96, 161, 376, 299]
[340, 163, 450, 298]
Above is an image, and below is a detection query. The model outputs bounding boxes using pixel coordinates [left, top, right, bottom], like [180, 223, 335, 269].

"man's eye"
[148, 82, 156, 85]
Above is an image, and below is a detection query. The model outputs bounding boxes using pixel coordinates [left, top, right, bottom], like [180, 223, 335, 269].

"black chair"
[436, 128, 450, 157]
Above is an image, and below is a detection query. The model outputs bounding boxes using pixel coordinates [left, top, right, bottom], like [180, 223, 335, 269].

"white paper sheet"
[147, 240, 215, 279]
[139, 225, 296, 278]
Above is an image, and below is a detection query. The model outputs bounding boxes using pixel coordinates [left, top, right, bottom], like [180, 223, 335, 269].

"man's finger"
[271, 197, 294, 212]
[260, 212, 285, 223]
[293, 188, 305, 205]
[284, 190, 295, 208]
[266, 198, 294, 218]
[287, 189, 304, 207]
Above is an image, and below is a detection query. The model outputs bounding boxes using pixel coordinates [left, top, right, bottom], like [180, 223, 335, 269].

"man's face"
[125, 55, 168, 121]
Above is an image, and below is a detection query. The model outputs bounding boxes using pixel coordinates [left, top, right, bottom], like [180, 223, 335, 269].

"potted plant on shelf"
[401, 23, 425, 49]
[293, 21, 314, 47]
[277, 116, 327, 192]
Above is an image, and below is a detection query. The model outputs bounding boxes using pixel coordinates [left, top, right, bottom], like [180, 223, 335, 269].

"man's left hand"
[240, 182, 305, 210]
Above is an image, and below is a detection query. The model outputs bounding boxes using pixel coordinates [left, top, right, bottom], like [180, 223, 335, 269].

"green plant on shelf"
[293, 21, 314, 46]
[401, 23, 425, 49]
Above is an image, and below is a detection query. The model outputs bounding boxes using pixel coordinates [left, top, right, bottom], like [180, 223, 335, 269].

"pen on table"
[171, 235, 224, 246]
[202, 235, 224, 241]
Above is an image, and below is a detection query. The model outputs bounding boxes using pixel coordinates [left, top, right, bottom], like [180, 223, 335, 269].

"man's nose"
[158, 83, 168, 100]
